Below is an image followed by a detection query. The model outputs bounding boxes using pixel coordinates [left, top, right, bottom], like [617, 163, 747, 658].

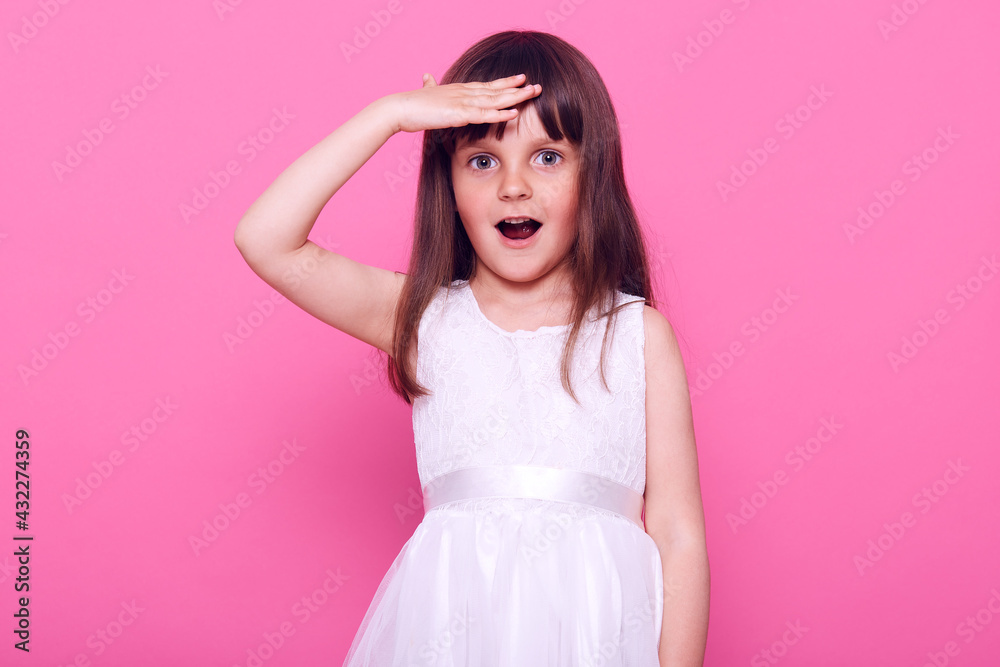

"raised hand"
[388, 73, 542, 134]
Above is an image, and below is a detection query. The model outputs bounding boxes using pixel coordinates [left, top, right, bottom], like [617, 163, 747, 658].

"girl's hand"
[387, 73, 541, 134]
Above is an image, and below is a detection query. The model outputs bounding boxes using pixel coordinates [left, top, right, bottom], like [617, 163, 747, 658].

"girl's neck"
[468, 271, 575, 330]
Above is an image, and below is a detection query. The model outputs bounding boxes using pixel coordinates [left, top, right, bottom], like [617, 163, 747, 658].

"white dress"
[343, 279, 664, 666]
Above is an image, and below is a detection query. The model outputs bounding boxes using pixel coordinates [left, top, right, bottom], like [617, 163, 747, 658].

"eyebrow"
[456, 136, 572, 151]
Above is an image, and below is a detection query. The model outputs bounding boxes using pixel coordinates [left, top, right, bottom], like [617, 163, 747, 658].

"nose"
[498, 165, 532, 201]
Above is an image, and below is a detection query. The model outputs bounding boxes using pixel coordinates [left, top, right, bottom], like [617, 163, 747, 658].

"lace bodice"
[412, 279, 648, 497]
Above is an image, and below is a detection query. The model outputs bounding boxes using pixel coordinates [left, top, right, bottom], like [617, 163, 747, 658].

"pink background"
[3, 0, 999, 665]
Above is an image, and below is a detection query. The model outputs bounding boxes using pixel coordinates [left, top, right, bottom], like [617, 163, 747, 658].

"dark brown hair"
[384, 30, 662, 405]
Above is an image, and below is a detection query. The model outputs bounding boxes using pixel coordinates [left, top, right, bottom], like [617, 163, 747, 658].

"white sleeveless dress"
[343, 279, 663, 666]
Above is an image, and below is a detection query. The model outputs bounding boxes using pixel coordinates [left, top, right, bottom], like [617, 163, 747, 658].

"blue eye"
[467, 151, 562, 170]
[536, 150, 562, 166]
[470, 155, 497, 170]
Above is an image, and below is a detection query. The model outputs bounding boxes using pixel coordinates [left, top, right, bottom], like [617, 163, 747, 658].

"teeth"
[500, 217, 535, 225]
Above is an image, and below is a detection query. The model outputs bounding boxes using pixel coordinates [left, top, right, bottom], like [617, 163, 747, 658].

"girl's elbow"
[234, 221, 254, 254]
[647, 521, 707, 553]
[233, 225, 267, 265]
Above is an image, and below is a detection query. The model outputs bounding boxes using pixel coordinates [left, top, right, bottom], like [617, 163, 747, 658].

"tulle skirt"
[342, 497, 664, 666]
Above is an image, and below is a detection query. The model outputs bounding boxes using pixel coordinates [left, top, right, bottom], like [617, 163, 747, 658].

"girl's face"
[451, 104, 580, 288]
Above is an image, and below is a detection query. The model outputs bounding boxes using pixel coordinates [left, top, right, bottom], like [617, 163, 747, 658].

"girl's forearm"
[656, 538, 710, 666]
[234, 95, 399, 263]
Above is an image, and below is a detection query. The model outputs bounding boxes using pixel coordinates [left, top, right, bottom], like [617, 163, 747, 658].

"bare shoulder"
[641, 305, 682, 366]
[641, 304, 691, 409]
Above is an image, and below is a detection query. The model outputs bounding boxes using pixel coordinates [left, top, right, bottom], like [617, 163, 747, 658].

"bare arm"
[642, 306, 710, 666]
[233, 96, 407, 355]
[232, 73, 542, 356]
[233, 97, 397, 262]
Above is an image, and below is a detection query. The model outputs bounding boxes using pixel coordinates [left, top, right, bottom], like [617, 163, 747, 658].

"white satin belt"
[422, 465, 645, 528]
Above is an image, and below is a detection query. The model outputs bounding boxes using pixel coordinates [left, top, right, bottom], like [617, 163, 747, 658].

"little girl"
[235, 30, 709, 667]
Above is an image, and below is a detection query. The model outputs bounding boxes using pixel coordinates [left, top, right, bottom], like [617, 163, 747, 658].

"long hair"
[384, 30, 661, 405]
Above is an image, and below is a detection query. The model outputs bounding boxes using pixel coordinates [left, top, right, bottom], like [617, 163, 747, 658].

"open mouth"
[496, 217, 542, 240]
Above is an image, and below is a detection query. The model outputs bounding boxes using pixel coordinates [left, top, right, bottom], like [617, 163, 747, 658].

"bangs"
[434, 34, 585, 154]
